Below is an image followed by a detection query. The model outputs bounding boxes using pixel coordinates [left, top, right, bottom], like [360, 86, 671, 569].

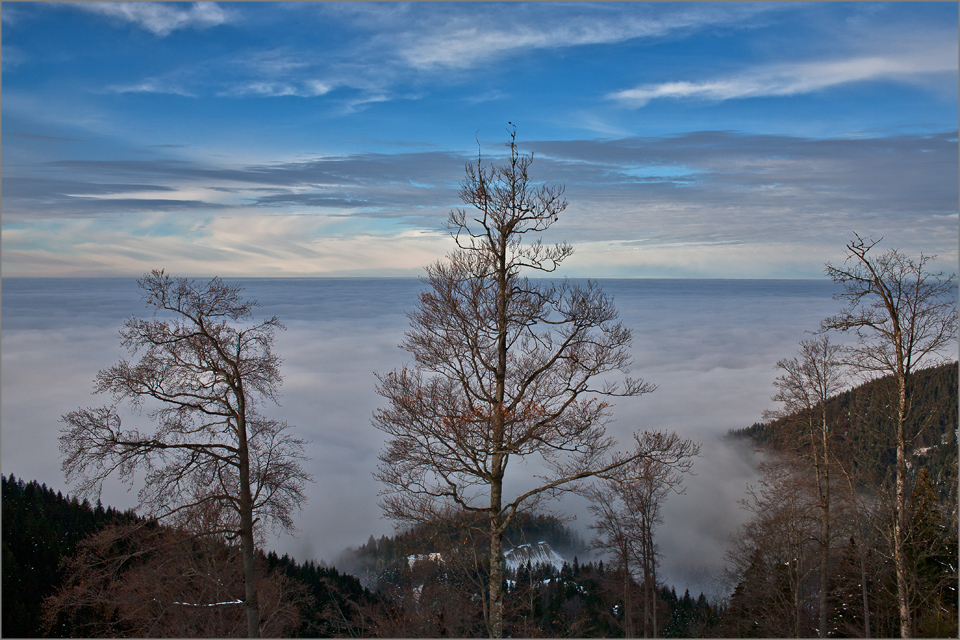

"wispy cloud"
[1, 214, 449, 278]
[106, 78, 197, 97]
[2, 45, 26, 71]
[390, 4, 782, 71]
[5, 130, 955, 277]
[76, 2, 227, 37]
[220, 80, 333, 99]
[610, 46, 958, 107]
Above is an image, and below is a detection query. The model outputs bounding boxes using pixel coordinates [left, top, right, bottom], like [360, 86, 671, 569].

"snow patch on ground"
[503, 541, 568, 573]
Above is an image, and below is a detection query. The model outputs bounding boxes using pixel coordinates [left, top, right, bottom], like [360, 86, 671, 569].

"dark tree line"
[2, 475, 138, 638]
[2, 474, 375, 638]
[5, 477, 727, 638]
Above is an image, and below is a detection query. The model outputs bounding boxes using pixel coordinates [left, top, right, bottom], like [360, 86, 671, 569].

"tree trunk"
[648, 525, 658, 639]
[894, 375, 911, 638]
[237, 414, 261, 639]
[623, 560, 634, 638]
[894, 418, 911, 638]
[487, 196, 510, 639]
[860, 549, 871, 638]
[792, 537, 802, 639]
[819, 410, 830, 639]
[819, 504, 829, 638]
[488, 443, 506, 639]
[488, 502, 505, 638]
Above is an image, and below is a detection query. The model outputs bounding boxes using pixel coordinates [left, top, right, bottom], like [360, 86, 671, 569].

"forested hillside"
[2, 475, 139, 638]
[3, 479, 725, 637]
[336, 511, 586, 590]
[337, 513, 723, 637]
[725, 362, 958, 638]
[1, 475, 374, 638]
[730, 362, 958, 504]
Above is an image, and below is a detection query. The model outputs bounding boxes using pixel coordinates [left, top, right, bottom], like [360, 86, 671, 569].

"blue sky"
[3, 2, 958, 277]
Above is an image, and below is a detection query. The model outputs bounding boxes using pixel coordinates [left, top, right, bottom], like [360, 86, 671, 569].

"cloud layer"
[2, 2, 957, 277]
[610, 48, 958, 107]
[4, 277, 892, 598]
[4, 130, 956, 277]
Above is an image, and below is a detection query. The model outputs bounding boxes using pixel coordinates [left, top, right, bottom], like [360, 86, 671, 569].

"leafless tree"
[584, 434, 699, 638]
[373, 126, 687, 638]
[820, 234, 957, 638]
[765, 335, 848, 637]
[59, 271, 312, 638]
[43, 523, 307, 638]
[833, 450, 882, 638]
[726, 456, 821, 638]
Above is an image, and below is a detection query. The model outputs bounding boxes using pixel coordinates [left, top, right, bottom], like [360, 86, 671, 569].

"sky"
[3, 1, 958, 278]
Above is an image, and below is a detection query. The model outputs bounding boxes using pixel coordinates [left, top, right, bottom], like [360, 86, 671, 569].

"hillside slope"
[730, 362, 958, 504]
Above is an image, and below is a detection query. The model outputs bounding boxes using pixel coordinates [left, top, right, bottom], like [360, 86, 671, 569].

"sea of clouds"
[3, 276, 858, 598]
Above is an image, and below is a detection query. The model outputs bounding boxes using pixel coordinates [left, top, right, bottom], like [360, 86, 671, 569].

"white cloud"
[77, 2, 227, 36]
[1, 214, 450, 277]
[610, 47, 958, 107]
[222, 80, 333, 98]
[106, 78, 196, 97]
[395, 5, 779, 71]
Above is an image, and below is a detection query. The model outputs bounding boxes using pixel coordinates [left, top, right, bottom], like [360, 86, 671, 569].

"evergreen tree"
[2, 475, 137, 638]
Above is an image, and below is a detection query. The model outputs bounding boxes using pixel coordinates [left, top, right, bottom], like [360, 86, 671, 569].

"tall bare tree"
[59, 271, 312, 638]
[585, 436, 699, 638]
[374, 127, 688, 638]
[765, 335, 847, 637]
[820, 234, 958, 638]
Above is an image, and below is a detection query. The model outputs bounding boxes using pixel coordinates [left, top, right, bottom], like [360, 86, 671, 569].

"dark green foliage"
[1, 475, 138, 638]
[661, 586, 721, 638]
[265, 551, 375, 637]
[503, 560, 720, 638]
[3, 475, 376, 638]
[730, 362, 958, 503]
[337, 511, 585, 591]
[907, 469, 959, 638]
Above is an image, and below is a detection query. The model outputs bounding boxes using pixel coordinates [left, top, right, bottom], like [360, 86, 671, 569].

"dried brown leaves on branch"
[43, 523, 307, 638]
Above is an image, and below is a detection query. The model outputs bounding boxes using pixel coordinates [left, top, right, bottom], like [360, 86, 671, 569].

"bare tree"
[373, 127, 688, 638]
[585, 435, 699, 638]
[726, 456, 821, 638]
[821, 234, 957, 638]
[59, 271, 312, 638]
[765, 335, 847, 637]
